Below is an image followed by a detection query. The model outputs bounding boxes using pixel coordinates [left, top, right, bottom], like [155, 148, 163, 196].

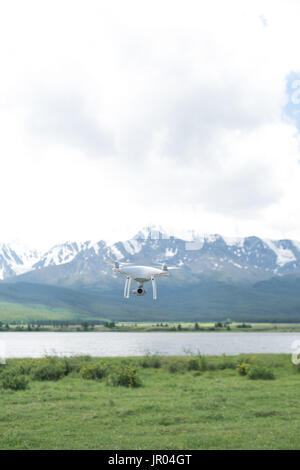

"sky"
[1, 0, 300, 249]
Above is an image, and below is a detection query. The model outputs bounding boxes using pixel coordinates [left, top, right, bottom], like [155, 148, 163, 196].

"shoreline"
[1, 322, 300, 333]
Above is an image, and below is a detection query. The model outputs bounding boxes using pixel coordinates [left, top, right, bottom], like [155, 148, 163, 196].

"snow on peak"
[264, 239, 296, 267]
[122, 240, 142, 255]
[2, 228, 300, 282]
[110, 245, 125, 260]
[35, 241, 88, 268]
[0, 241, 41, 278]
[222, 236, 245, 247]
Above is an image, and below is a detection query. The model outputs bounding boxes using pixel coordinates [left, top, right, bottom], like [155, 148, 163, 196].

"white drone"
[105, 260, 178, 300]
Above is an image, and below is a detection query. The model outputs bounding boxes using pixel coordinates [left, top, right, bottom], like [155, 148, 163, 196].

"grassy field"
[0, 353, 299, 449]
[113, 321, 300, 332]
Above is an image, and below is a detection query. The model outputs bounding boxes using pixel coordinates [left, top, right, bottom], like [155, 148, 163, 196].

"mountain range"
[1, 226, 300, 322]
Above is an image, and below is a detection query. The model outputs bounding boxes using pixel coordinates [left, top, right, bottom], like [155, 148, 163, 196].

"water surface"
[0, 331, 298, 358]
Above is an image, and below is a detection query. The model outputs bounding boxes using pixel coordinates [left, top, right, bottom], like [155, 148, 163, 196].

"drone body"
[106, 260, 176, 300]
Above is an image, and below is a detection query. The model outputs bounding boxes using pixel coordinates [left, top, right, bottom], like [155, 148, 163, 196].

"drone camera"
[133, 287, 147, 296]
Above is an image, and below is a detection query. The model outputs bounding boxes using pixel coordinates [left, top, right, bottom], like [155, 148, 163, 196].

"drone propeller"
[104, 259, 120, 269]
[105, 259, 180, 271]
[105, 259, 135, 268]
[105, 259, 116, 265]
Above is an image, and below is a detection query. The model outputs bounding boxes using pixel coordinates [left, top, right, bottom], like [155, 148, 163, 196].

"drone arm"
[151, 276, 157, 301]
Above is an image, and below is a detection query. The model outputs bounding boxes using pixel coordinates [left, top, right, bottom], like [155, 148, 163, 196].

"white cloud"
[0, 0, 300, 248]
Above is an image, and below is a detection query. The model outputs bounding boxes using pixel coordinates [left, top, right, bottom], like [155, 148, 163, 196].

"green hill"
[0, 302, 80, 323]
[1, 275, 300, 322]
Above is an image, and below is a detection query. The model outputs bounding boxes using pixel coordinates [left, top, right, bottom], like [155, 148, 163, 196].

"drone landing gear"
[151, 276, 157, 301]
[124, 276, 132, 299]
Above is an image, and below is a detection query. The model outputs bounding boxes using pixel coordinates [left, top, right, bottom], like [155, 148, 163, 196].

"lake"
[0, 331, 299, 358]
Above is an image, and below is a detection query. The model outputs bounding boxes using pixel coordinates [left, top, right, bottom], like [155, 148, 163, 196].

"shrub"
[207, 362, 218, 371]
[199, 356, 209, 371]
[108, 365, 142, 388]
[31, 361, 66, 381]
[237, 362, 251, 376]
[248, 365, 275, 380]
[15, 359, 38, 375]
[187, 358, 200, 371]
[1, 371, 29, 391]
[59, 358, 75, 375]
[168, 359, 186, 373]
[236, 355, 258, 375]
[217, 356, 237, 370]
[65, 355, 93, 373]
[80, 363, 107, 380]
[140, 355, 162, 369]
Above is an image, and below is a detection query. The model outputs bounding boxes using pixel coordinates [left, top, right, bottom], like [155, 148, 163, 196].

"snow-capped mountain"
[0, 242, 40, 280]
[2, 227, 300, 283]
[33, 241, 92, 270]
[107, 230, 300, 282]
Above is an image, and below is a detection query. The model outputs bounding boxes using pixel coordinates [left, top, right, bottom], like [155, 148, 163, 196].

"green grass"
[114, 321, 300, 332]
[0, 354, 299, 449]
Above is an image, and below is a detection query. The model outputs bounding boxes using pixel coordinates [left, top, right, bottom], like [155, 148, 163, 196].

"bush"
[108, 365, 142, 388]
[31, 360, 67, 381]
[80, 363, 107, 380]
[187, 358, 200, 371]
[140, 355, 162, 369]
[64, 355, 93, 373]
[248, 365, 275, 380]
[217, 356, 237, 370]
[1, 371, 29, 391]
[236, 362, 251, 376]
[168, 359, 186, 373]
[207, 362, 218, 371]
[199, 356, 209, 371]
[59, 358, 75, 375]
[15, 359, 38, 375]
